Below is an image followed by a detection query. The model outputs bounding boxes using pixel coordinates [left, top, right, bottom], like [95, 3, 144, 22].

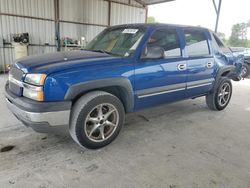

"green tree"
[147, 16, 157, 23]
[228, 22, 248, 47]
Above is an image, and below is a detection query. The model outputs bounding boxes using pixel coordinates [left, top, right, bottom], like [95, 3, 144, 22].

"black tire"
[69, 91, 125, 149]
[206, 77, 232, 111]
[241, 63, 250, 78]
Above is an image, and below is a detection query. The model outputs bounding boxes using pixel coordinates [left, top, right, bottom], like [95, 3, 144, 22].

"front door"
[134, 27, 187, 110]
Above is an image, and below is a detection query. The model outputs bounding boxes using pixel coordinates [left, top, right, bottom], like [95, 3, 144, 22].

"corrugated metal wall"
[110, 3, 146, 26]
[0, 16, 55, 45]
[59, 0, 146, 43]
[60, 23, 106, 43]
[114, 0, 143, 7]
[59, 0, 108, 26]
[59, 0, 108, 44]
[0, 0, 55, 19]
[0, 0, 55, 72]
[0, 0, 146, 72]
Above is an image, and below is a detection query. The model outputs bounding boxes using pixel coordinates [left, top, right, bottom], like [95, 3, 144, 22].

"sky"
[148, 0, 250, 39]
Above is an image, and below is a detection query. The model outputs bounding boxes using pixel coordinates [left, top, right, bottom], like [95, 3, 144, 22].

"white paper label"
[122, 29, 138, 34]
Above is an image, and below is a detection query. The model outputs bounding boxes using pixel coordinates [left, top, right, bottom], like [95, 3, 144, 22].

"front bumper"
[5, 83, 72, 134]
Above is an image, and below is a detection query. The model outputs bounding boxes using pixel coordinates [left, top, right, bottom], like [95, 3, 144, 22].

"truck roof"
[111, 23, 210, 31]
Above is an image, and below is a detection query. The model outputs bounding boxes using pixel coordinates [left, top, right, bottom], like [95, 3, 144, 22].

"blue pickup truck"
[5, 24, 243, 149]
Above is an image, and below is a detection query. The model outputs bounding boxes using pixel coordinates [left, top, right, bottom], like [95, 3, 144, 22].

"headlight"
[23, 74, 47, 101]
[24, 74, 47, 86]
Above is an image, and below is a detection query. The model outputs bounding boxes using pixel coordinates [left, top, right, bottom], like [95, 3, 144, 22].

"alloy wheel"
[84, 103, 119, 142]
[218, 82, 231, 107]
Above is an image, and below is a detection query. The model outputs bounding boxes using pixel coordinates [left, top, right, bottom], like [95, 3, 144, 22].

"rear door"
[134, 27, 187, 110]
[184, 29, 215, 98]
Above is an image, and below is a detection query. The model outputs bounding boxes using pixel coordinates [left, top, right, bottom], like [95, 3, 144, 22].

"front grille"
[9, 67, 23, 81]
[9, 67, 24, 96]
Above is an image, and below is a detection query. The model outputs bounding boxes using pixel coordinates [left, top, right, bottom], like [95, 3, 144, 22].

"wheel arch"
[64, 78, 134, 113]
[215, 65, 241, 82]
[216, 65, 236, 79]
[210, 65, 235, 93]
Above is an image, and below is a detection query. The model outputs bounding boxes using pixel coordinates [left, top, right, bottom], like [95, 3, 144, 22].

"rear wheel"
[70, 91, 125, 149]
[206, 77, 232, 111]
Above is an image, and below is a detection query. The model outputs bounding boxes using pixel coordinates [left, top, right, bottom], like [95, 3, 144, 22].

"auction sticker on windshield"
[122, 29, 138, 34]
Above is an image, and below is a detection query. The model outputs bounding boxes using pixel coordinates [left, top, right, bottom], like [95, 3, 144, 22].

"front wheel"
[206, 77, 232, 111]
[70, 91, 125, 149]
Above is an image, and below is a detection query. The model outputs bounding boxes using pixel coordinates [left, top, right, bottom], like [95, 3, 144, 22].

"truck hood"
[14, 50, 120, 74]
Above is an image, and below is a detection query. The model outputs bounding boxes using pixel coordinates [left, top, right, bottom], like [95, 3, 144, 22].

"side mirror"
[141, 46, 164, 59]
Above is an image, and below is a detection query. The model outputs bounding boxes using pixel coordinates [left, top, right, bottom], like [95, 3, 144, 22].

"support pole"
[108, 1, 111, 26]
[212, 0, 218, 14]
[145, 6, 148, 23]
[54, 0, 60, 51]
[213, 0, 222, 33]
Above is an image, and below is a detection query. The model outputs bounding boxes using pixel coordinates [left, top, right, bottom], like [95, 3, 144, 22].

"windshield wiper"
[91, 49, 113, 55]
[85, 49, 122, 57]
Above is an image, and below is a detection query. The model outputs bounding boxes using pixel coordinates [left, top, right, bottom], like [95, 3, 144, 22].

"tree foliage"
[147, 16, 157, 23]
[228, 20, 250, 47]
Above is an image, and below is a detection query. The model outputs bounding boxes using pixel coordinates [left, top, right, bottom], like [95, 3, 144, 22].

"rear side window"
[147, 28, 181, 58]
[213, 34, 224, 47]
[213, 33, 231, 53]
[184, 30, 210, 56]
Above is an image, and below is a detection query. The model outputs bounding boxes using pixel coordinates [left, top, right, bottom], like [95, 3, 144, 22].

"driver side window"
[144, 28, 181, 59]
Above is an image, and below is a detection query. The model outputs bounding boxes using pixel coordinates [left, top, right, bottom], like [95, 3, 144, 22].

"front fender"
[64, 77, 134, 112]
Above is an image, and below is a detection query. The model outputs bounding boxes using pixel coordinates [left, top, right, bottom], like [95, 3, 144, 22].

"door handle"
[206, 62, 214, 68]
[177, 63, 187, 71]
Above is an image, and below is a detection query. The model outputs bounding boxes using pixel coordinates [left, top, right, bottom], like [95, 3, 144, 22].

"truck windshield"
[85, 27, 146, 57]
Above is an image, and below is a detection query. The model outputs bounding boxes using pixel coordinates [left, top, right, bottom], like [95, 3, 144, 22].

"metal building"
[0, 0, 147, 72]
